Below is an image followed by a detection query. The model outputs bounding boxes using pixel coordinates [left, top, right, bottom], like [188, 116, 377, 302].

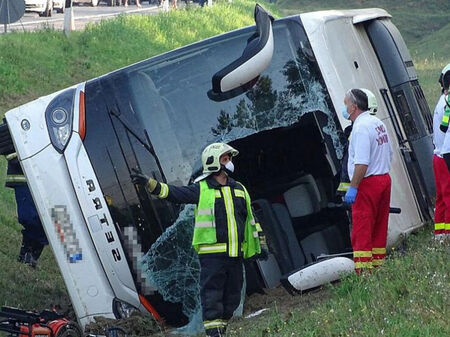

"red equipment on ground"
[0, 306, 82, 337]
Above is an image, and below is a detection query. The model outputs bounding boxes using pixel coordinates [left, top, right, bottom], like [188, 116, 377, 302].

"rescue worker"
[337, 89, 378, 196]
[131, 143, 265, 337]
[342, 89, 392, 274]
[435, 64, 450, 240]
[5, 152, 48, 268]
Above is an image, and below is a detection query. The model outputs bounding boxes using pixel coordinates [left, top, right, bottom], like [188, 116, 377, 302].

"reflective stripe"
[197, 209, 213, 216]
[253, 231, 259, 238]
[198, 243, 227, 254]
[195, 222, 215, 228]
[372, 247, 386, 255]
[337, 182, 350, 192]
[215, 190, 221, 198]
[442, 115, 449, 124]
[223, 186, 239, 257]
[353, 251, 372, 258]
[158, 183, 169, 199]
[355, 261, 373, 269]
[234, 189, 245, 198]
[6, 153, 18, 161]
[372, 258, 385, 266]
[435, 223, 445, 230]
[203, 319, 227, 329]
[5, 175, 27, 183]
[445, 223, 450, 230]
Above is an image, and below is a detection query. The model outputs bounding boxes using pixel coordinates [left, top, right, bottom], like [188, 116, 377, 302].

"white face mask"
[224, 161, 234, 173]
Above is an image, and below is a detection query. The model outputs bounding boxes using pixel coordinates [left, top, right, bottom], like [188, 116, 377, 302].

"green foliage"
[0, 222, 69, 313]
[227, 226, 450, 337]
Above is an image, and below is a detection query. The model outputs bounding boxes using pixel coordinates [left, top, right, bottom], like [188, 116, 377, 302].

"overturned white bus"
[0, 5, 434, 330]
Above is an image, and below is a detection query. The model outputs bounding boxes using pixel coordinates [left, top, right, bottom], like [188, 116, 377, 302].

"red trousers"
[432, 155, 450, 235]
[351, 174, 391, 274]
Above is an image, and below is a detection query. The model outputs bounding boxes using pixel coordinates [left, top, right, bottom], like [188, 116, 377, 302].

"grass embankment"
[228, 225, 450, 337]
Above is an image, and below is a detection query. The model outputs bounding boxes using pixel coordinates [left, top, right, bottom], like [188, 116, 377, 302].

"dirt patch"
[84, 313, 163, 337]
[82, 286, 330, 337]
[227, 286, 330, 334]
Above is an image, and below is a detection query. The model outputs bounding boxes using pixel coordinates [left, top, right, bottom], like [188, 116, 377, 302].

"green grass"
[0, 224, 70, 312]
[228, 226, 450, 337]
[0, 0, 448, 335]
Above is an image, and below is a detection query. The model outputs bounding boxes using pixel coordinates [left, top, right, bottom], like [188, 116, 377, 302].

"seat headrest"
[283, 175, 321, 217]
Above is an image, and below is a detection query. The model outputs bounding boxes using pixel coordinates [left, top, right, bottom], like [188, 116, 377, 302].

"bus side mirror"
[207, 4, 275, 102]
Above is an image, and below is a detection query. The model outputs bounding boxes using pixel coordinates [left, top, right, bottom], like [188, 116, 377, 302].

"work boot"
[23, 252, 38, 268]
[18, 245, 28, 263]
[18, 238, 32, 263]
[434, 233, 445, 243]
[31, 243, 45, 261]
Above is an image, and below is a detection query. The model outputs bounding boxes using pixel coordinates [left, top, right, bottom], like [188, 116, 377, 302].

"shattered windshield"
[96, 18, 344, 327]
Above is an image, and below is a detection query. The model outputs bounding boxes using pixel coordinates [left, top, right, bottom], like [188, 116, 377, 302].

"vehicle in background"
[73, 0, 100, 7]
[0, 4, 434, 331]
[25, 0, 65, 17]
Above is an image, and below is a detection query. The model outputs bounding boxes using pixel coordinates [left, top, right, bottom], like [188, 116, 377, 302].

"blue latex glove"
[344, 186, 358, 204]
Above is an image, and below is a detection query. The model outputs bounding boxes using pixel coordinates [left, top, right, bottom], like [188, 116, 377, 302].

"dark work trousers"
[200, 256, 243, 332]
[14, 185, 48, 246]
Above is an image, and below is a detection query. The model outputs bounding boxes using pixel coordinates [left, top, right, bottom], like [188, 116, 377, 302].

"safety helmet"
[360, 88, 378, 115]
[439, 64, 450, 91]
[194, 143, 239, 183]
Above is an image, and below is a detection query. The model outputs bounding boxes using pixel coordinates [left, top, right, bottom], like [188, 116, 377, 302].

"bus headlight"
[113, 298, 138, 319]
[45, 88, 75, 153]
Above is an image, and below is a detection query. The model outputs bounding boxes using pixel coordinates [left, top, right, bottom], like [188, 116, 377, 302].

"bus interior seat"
[321, 225, 346, 254]
[315, 177, 335, 209]
[282, 175, 336, 261]
[300, 231, 330, 263]
[283, 174, 321, 217]
[255, 253, 282, 289]
[252, 199, 305, 275]
[271, 203, 305, 269]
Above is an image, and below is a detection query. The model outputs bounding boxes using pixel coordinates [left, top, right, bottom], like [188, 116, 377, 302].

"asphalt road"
[2, 2, 161, 33]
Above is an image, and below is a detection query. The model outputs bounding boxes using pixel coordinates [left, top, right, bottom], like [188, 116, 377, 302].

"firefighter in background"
[131, 143, 266, 337]
[342, 89, 393, 274]
[337, 88, 378, 196]
[5, 153, 48, 268]
[435, 64, 450, 240]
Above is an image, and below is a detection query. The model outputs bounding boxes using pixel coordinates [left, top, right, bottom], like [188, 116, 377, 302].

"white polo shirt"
[433, 94, 446, 157]
[348, 111, 393, 180]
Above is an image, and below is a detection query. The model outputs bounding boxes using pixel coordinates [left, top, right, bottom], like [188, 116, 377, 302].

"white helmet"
[360, 88, 378, 115]
[439, 64, 450, 91]
[194, 143, 239, 183]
